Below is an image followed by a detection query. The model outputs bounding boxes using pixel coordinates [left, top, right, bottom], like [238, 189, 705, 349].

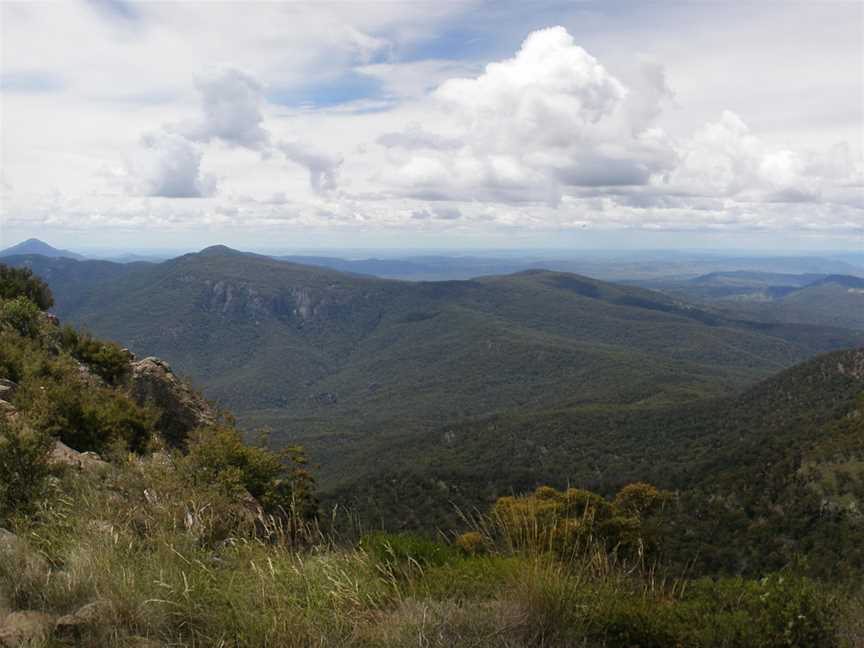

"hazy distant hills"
[0, 237, 85, 260]
[634, 271, 864, 331]
[277, 252, 864, 282]
[7, 245, 864, 490]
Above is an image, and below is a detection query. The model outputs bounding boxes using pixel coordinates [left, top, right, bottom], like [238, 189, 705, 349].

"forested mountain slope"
[9, 247, 864, 488]
[333, 347, 864, 577]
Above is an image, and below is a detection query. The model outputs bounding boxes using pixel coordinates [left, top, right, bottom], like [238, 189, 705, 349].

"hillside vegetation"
[1, 263, 863, 646]
[8, 248, 864, 491]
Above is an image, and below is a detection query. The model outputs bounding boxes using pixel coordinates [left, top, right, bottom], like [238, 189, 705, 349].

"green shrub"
[58, 326, 130, 385]
[680, 574, 839, 647]
[0, 296, 42, 338]
[0, 419, 53, 523]
[21, 378, 156, 453]
[0, 329, 44, 383]
[183, 426, 317, 519]
[0, 264, 53, 310]
[494, 483, 669, 560]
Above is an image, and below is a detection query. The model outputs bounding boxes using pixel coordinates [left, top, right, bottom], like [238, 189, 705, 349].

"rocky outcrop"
[0, 611, 55, 647]
[837, 348, 864, 381]
[126, 357, 216, 446]
[49, 441, 109, 472]
[55, 600, 113, 643]
[0, 380, 16, 420]
[0, 380, 16, 402]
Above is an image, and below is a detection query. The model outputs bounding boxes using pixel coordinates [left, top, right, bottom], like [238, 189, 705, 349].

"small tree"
[0, 264, 53, 310]
[0, 297, 43, 338]
[183, 425, 318, 520]
[0, 419, 53, 524]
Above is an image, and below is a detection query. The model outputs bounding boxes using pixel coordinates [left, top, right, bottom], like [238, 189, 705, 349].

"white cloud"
[278, 141, 343, 193]
[377, 123, 462, 150]
[624, 59, 675, 136]
[181, 68, 270, 150]
[342, 26, 391, 64]
[122, 131, 217, 198]
[661, 110, 817, 202]
[411, 205, 462, 220]
[434, 26, 627, 141]
[381, 26, 675, 203]
[1, 3, 861, 246]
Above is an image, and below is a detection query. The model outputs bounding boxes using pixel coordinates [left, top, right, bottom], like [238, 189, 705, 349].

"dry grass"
[0, 454, 852, 648]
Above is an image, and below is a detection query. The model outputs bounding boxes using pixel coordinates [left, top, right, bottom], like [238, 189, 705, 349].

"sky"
[1, 0, 862, 252]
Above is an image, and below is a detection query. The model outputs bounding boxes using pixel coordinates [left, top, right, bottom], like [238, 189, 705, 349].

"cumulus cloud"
[662, 110, 816, 201]
[378, 25, 862, 229]
[434, 26, 627, 145]
[6, 3, 859, 241]
[624, 59, 675, 135]
[123, 131, 217, 198]
[181, 68, 270, 150]
[183, 67, 342, 193]
[278, 141, 343, 193]
[121, 66, 345, 197]
[382, 26, 677, 204]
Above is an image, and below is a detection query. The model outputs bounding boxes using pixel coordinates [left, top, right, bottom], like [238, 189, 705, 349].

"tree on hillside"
[0, 264, 53, 310]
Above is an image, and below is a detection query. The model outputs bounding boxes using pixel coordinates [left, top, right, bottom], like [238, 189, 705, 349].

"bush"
[494, 483, 669, 560]
[0, 296, 42, 338]
[0, 329, 46, 383]
[58, 326, 130, 384]
[455, 531, 486, 556]
[183, 426, 317, 519]
[680, 574, 839, 647]
[21, 378, 156, 454]
[0, 264, 53, 310]
[0, 419, 53, 523]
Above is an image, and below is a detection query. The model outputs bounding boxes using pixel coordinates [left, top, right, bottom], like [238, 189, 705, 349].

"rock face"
[0, 611, 55, 647]
[49, 441, 109, 472]
[0, 380, 16, 420]
[0, 379, 16, 402]
[837, 348, 864, 381]
[127, 357, 216, 446]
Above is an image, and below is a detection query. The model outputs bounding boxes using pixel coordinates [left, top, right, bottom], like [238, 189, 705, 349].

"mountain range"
[5, 244, 864, 495]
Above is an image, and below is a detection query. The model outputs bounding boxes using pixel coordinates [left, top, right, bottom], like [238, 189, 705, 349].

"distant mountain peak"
[198, 244, 246, 256]
[196, 244, 246, 257]
[0, 238, 85, 260]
